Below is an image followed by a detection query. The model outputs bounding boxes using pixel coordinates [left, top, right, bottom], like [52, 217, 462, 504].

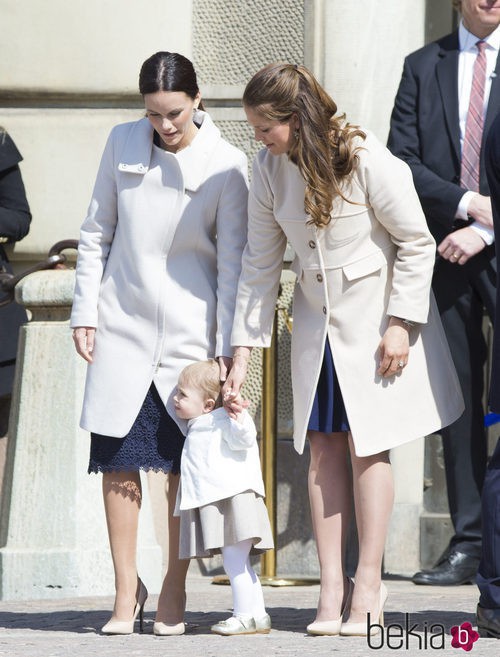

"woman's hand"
[377, 317, 410, 378]
[222, 347, 252, 418]
[72, 326, 96, 363]
[218, 356, 233, 383]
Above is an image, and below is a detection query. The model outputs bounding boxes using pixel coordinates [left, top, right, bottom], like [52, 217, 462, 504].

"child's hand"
[224, 393, 250, 420]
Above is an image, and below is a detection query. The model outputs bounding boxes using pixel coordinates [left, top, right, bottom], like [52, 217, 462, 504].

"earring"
[294, 129, 299, 139]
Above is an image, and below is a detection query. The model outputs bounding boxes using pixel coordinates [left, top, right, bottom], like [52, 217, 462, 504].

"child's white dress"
[176, 407, 274, 558]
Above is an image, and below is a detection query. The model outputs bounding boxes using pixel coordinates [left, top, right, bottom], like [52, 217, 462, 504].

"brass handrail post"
[260, 311, 278, 580]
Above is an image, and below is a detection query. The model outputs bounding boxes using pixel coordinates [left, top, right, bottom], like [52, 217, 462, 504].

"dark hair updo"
[139, 51, 204, 110]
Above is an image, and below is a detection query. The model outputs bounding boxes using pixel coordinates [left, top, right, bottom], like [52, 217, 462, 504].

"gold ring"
[452, 253, 459, 259]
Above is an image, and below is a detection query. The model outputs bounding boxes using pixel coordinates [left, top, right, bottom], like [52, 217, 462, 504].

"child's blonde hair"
[179, 359, 222, 407]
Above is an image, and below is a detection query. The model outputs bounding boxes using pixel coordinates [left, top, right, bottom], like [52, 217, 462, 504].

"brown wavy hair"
[243, 63, 365, 228]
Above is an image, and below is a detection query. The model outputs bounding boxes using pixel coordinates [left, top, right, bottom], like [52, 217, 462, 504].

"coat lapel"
[175, 111, 221, 191]
[436, 33, 461, 165]
[117, 118, 153, 174]
[483, 50, 500, 142]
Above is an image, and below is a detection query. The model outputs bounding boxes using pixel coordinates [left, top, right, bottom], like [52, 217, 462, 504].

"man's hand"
[438, 227, 486, 265]
[467, 194, 493, 229]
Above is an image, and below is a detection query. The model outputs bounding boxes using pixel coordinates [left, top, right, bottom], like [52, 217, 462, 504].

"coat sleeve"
[0, 133, 31, 244]
[70, 128, 118, 328]
[223, 409, 258, 450]
[357, 135, 436, 324]
[231, 154, 287, 347]
[387, 57, 464, 229]
[214, 150, 249, 357]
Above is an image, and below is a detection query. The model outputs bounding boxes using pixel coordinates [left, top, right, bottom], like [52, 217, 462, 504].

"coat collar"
[117, 110, 221, 192]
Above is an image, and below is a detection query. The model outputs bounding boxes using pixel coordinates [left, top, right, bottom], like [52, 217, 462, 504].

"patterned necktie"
[460, 40, 487, 192]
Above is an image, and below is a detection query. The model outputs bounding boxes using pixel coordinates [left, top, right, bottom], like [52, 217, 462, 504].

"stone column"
[0, 270, 162, 600]
[320, 0, 426, 140]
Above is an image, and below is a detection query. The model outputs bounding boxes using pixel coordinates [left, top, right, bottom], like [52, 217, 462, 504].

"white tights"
[221, 538, 266, 619]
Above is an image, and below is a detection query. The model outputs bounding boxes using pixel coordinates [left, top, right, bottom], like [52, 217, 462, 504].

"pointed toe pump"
[153, 621, 186, 636]
[306, 577, 354, 636]
[101, 578, 148, 635]
[340, 582, 388, 637]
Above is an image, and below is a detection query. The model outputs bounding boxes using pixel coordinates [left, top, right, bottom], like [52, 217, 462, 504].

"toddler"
[174, 359, 273, 635]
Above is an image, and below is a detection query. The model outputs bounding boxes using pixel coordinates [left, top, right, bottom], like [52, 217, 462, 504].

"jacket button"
[316, 273, 323, 282]
[308, 240, 316, 249]
[323, 306, 327, 314]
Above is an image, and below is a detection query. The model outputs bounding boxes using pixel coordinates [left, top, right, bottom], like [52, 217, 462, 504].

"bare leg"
[348, 433, 393, 622]
[308, 430, 351, 621]
[155, 473, 190, 623]
[102, 470, 142, 621]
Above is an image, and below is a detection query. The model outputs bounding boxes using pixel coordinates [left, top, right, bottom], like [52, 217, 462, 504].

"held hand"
[467, 194, 493, 229]
[437, 227, 486, 265]
[72, 326, 95, 363]
[377, 319, 410, 378]
[222, 347, 251, 418]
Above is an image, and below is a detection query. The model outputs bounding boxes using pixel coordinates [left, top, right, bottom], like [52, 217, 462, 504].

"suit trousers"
[431, 249, 496, 559]
[477, 437, 500, 608]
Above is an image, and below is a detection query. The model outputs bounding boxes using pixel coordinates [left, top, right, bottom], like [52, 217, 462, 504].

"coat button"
[308, 240, 316, 249]
[316, 273, 323, 282]
[323, 306, 327, 314]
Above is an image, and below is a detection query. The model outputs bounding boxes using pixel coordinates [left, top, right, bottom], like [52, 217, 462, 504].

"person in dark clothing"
[388, 0, 500, 587]
[476, 111, 500, 639]
[0, 128, 31, 436]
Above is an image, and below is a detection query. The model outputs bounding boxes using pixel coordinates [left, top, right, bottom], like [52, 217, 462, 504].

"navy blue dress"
[88, 383, 184, 474]
[308, 339, 350, 433]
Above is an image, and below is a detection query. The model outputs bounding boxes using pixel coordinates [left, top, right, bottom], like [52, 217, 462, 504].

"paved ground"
[0, 575, 497, 656]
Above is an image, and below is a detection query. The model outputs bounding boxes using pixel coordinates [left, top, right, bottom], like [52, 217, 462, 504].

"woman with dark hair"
[71, 51, 248, 635]
[223, 63, 464, 637]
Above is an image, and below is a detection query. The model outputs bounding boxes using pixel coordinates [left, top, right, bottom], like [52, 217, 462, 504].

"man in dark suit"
[388, 0, 500, 586]
[477, 110, 500, 638]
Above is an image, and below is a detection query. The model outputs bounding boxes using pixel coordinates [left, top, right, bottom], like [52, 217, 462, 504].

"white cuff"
[455, 191, 476, 220]
[470, 222, 495, 245]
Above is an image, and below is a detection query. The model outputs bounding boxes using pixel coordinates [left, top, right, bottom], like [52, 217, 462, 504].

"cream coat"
[231, 131, 464, 456]
[71, 111, 248, 437]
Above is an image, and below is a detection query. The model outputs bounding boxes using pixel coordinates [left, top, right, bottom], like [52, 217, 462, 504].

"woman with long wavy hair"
[223, 63, 463, 638]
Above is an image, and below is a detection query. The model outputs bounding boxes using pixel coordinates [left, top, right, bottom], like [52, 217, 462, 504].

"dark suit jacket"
[388, 30, 500, 244]
[486, 113, 500, 410]
[0, 131, 31, 396]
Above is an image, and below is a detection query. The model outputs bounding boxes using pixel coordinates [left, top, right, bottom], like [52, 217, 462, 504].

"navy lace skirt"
[88, 383, 184, 474]
[308, 339, 350, 433]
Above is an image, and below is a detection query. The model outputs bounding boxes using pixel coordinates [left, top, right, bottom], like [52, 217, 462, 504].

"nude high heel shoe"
[306, 577, 354, 636]
[340, 582, 388, 636]
[153, 621, 186, 636]
[153, 590, 186, 636]
[101, 578, 148, 635]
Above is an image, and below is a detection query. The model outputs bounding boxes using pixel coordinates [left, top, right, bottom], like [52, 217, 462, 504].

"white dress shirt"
[456, 20, 500, 244]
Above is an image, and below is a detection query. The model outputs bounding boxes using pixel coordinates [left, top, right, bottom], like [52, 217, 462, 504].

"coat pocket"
[342, 250, 388, 282]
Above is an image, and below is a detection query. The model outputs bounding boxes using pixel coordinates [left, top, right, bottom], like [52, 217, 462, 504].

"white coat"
[231, 131, 464, 456]
[177, 407, 265, 511]
[70, 111, 248, 437]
